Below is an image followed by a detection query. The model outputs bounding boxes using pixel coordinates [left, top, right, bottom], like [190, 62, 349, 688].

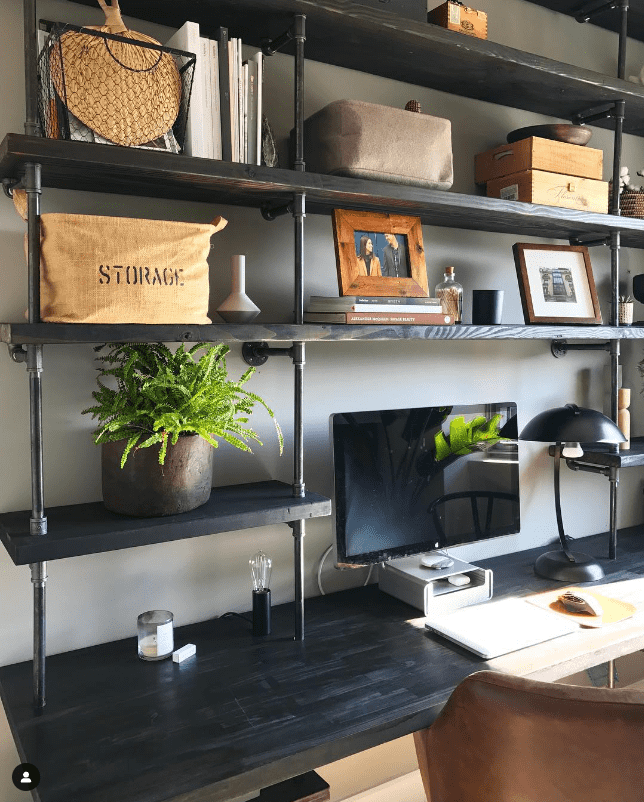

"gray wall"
[2, 0, 644, 796]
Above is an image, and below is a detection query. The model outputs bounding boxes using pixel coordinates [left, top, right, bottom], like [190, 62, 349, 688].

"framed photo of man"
[513, 243, 602, 325]
[332, 209, 430, 297]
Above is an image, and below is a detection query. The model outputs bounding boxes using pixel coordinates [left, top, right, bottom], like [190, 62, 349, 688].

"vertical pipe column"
[608, 98, 625, 561]
[291, 15, 306, 641]
[24, 0, 39, 136]
[24, 163, 48, 707]
[617, 0, 629, 81]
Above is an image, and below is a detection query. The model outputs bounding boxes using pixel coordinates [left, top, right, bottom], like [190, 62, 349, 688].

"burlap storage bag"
[299, 99, 453, 190]
[13, 190, 227, 323]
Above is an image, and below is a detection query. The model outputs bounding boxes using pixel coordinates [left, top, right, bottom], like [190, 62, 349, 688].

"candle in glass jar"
[137, 610, 174, 661]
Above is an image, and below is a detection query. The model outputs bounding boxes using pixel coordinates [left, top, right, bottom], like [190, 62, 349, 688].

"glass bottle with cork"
[435, 266, 463, 323]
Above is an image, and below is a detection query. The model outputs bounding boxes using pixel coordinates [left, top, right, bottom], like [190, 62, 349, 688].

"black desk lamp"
[519, 404, 625, 582]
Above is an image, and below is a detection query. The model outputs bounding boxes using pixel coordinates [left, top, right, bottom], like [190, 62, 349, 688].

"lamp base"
[534, 550, 605, 582]
[252, 589, 271, 636]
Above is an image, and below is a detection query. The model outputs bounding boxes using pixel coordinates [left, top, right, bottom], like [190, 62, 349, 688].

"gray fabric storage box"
[301, 99, 453, 190]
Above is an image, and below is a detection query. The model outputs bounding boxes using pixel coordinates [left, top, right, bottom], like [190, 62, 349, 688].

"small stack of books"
[304, 296, 454, 325]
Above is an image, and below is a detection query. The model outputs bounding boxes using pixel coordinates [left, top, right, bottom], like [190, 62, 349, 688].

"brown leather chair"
[414, 670, 644, 802]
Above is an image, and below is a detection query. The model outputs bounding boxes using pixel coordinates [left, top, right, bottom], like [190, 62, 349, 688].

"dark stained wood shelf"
[65, 0, 644, 136]
[525, 1, 644, 44]
[2, 527, 643, 802]
[564, 436, 644, 469]
[0, 480, 331, 565]
[4, 135, 644, 244]
[3, 321, 644, 344]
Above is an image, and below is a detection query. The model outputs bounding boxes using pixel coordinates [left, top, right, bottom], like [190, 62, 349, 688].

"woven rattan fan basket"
[48, 0, 181, 146]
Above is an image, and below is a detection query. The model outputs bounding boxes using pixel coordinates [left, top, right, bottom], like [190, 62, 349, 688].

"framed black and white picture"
[513, 243, 602, 325]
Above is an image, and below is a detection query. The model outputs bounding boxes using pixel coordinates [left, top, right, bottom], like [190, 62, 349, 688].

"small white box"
[378, 556, 492, 616]
[172, 643, 196, 663]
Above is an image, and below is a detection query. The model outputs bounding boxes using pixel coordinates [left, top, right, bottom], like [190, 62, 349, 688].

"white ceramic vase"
[216, 255, 260, 323]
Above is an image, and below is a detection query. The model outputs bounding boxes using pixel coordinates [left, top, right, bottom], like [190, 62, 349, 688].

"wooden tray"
[527, 586, 637, 628]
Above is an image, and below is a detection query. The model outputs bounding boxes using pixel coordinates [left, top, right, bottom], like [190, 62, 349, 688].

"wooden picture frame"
[512, 243, 602, 325]
[332, 209, 430, 297]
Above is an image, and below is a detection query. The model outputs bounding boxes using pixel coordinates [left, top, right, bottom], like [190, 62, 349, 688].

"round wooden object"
[48, 25, 181, 146]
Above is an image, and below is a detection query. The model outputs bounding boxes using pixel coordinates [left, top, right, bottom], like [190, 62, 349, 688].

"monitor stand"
[378, 554, 493, 616]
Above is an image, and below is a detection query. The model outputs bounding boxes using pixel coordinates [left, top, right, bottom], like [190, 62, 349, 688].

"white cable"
[317, 545, 333, 595]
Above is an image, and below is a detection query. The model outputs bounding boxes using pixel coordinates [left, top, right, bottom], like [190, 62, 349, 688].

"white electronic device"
[425, 597, 579, 659]
[447, 574, 471, 587]
[420, 554, 455, 569]
[379, 555, 492, 615]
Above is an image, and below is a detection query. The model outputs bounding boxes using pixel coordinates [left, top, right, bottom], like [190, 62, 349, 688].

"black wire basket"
[37, 22, 195, 153]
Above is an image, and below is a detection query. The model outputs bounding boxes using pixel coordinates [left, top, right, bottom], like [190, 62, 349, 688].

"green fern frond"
[82, 342, 283, 467]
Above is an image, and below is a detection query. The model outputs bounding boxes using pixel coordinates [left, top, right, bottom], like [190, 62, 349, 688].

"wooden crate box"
[427, 1, 488, 39]
[475, 137, 603, 184]
[486, 169, 608, 214]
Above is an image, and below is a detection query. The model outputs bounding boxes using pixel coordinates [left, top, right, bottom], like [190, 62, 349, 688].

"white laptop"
[425, 596, 579, 659]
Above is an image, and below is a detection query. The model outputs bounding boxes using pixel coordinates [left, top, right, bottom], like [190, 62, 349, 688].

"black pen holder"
[252, 589, 271, 636]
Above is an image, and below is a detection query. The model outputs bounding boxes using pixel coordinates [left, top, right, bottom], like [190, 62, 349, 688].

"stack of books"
[304, 296, 454, 325]
[166, 22, 262, 163]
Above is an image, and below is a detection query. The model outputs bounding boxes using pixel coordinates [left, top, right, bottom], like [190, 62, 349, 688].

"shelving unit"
[1, 0, 643, 719]
[0, 480, 331, 565]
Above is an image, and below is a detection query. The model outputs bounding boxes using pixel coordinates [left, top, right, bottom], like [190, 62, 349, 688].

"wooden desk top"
[2, 527, 644, 802]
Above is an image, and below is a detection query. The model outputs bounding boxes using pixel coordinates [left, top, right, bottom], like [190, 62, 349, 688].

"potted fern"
[82, 342, 283, 517]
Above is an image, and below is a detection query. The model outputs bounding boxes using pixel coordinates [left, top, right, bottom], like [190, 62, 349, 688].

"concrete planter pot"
[102, 434, 214, 517]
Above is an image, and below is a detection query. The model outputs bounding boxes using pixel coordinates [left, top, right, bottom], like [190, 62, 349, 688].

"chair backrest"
[414, 670, 644, 802]
[428, 491, 519, 545]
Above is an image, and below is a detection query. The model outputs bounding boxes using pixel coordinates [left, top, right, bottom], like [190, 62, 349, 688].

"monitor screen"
[332, 403, 520, 565]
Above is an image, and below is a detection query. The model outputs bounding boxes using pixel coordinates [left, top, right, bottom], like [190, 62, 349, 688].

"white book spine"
[237, 38, 243, 162]
[165, 21, 204, 157]
[242, 61, 248, 163]
[246, 57, 258, 165]
[228, 40, 237, 161]
[252, 51, 263, 165]
[200, 36, 213, 159]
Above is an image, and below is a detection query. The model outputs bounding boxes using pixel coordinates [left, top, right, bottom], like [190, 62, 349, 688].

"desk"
[2, 527, 644, 802]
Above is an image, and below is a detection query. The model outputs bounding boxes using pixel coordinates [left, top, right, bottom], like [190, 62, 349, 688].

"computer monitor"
[331, 402, 520, 566]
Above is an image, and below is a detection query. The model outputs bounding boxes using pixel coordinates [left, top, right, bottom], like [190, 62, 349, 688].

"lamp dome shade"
[519, 404, 625, 444]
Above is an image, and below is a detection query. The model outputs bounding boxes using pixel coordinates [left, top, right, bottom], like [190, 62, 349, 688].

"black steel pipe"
[610, 102, 625, 217]
[292, 15, 306, 173]
[31, 561, 46, 708]
[25, 163, 41, 325]
[618, 0, 629, 81]
[24, 0, 39, 136]
[292, 341, 305, 498]
[28, 346, 46, 533]
[609, 468, 619, 559]
[291, 520, 305, 641]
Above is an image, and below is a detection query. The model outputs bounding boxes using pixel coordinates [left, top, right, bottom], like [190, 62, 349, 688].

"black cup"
[472, 290, 504, 324]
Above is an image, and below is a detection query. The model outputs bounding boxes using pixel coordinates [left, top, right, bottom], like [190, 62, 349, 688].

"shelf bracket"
[572, 100, 624, 126]
[568, 234, 610, 247]
[242, 341, 297, 366]
[551, 340, 612, 358]
[2, 178, 19, 198]
[261, 201, 293, 221]
[574, 0, 625, 24]
[261, 14, 305, 57]
[8, 344, 28, 363]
